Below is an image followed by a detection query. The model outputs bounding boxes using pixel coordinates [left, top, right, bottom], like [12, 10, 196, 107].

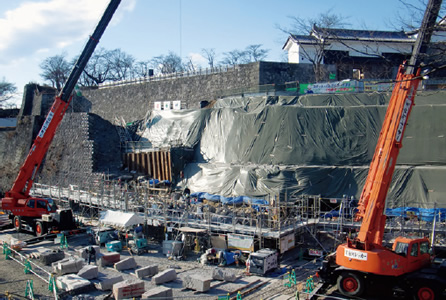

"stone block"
[113, 279, 145, 300]
[39, 249, 65, 265]
[77, 265, 99, 280]
[152, 268, 177, 285]
[76, 245, 101, 260]
[212, 267, 236, 282]
[182, 274, 211, 292]
[99, 252, 120, 267]
[94, 275, 123, 291]
[141, 286, 173, 300]
[56, 274, 91, 291]
[52, 257, 85, 275]
[114, 257, 137, 271]
[135, 264, 158, 279]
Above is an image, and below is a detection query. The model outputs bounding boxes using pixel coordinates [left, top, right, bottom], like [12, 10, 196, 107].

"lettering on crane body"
[345, 248, 368, 261]
[38, 111, 54, 139]
[395, 88, 414, 143]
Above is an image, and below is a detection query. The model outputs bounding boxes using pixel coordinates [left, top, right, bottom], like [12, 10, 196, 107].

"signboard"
[309, 249, 323, 257]
[280, 233, 295, 253]
[308, 80, 363, 94]
[154, 102, 162, 110]
[173, 100, 181, 110]
[163, 101, 171, 110]
[227, 233, 254, 252]
[344, 248, 368, 261]
[364, 81, 394, 92]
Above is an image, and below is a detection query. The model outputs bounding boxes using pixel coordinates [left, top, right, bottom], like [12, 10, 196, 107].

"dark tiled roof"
[313, 25, 413, 42]
[290, 34, 317, 42]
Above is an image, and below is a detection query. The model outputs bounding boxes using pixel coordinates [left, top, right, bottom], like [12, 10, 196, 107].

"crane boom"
[333, 0, 442, 280]
[5, 0, 121, 201]
[353, 0, 441, 249]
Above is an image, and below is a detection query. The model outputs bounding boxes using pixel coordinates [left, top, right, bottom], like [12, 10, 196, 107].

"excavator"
[0, 0, 121, 236]
[318, 0, 446, 299]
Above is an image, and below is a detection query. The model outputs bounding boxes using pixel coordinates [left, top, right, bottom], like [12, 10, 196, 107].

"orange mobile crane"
[0, 0, 121, 236]
[318, 0, 446, 299]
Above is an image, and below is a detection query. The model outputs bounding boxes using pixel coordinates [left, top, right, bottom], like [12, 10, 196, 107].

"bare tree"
[393, 0, 446, 76]
[133, 60, 152, 78]
[184, 56, 198, 73]
[245, 44, 269, 62]
[78, 47, 113, 86]
[279, 10, 349, 81]
[0, 78, 17, 106]
[152, 52, 184, 74]
[40, 53, 71, 90]
[220, 50, 248, 66]
[392, 0, 445, 31]
[106, 49, 135, 81]
[201, 48, 217, 69]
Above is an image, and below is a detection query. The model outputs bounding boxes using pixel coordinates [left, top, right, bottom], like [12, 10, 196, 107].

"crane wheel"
[35, 221, 45, 237]
[337, 271, 365, 297]
[13, 216, 22, 232]
[414, 284, 438, 300]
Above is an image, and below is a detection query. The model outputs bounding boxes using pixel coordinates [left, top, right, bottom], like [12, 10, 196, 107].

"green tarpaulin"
[141, 91, 446, 208]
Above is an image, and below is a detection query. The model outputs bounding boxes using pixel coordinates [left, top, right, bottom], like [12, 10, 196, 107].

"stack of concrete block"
[39, 249, 65, 265]
[94, 275, 123, 291]
[52, 257, 85, 275]
[76, 245, 101, 260]
[152, 269, 177, 285]
[77, 265, 99, 280]
[135, 264, 158, 279]
[99, 252, 120, 267]
[113, 279, 145, 300]
[141, 286, 173, 300]
[182, 274, 212, 292]
[114, 257, 137, 271]
[212, 267, 237, 282]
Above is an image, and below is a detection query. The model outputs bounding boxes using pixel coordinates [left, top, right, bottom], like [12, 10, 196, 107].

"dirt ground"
[0, 228, 326, 300]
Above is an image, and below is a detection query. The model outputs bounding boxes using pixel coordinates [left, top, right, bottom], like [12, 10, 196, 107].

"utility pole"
[406, 0, 442, 75]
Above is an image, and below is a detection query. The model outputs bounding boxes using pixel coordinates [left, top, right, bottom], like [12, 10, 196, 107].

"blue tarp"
[190, 192, 268, 210]
[148, 179, 170, 185]
[321, 207, 445, 222]
[385, 207, 446, 222]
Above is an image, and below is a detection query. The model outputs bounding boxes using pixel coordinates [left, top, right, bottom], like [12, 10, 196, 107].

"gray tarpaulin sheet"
[140, 92, 446, 208]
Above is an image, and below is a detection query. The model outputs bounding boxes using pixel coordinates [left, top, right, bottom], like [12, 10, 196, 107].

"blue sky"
[0, 0, 425, 106]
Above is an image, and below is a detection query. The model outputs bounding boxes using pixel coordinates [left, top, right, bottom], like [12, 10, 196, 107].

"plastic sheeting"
[140, 92, 446, 207]
[99, 210, 144, 229]
[385, 207, 446, 222]
[190, 191, 268, 208]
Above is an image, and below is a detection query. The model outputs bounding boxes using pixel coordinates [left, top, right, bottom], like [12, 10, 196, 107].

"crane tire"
[337, 271, 365, 297]
[35, 221, 45, 237]
[413, 284, 438, 300]
[13, 216, 22, 232]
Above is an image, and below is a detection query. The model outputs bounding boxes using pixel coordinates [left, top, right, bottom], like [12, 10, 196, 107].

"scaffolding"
[30, 176, 446, 255]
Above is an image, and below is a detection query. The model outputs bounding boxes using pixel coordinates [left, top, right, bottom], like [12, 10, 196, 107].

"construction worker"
[86, 246, 96, 264]
[134, 224, 143, 239]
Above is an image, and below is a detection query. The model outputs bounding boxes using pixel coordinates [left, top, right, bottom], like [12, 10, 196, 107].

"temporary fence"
[2, 241, 58, 299]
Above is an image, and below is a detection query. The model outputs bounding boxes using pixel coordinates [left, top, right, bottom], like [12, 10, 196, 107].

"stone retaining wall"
[81, 62, 333, 123]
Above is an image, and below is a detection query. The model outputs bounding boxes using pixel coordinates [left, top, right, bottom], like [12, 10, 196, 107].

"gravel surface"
[0, 229, 315, 300]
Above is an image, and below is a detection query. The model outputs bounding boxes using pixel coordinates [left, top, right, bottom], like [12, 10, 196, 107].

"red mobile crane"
[0, 0, 121, 236]
[318, 0, 446, 299]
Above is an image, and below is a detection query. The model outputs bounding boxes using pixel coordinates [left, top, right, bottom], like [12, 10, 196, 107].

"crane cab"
[392, 237, 431, 273]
